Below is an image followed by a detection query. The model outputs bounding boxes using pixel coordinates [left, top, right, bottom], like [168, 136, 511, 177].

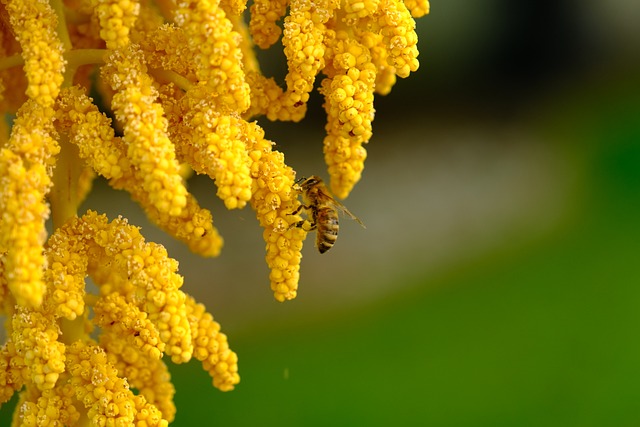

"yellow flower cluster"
[0, 0, 428, 422]
[0, 211, 238, 425]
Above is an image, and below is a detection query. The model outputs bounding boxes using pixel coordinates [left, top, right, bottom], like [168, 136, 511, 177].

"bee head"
[300, 175, 322, 189]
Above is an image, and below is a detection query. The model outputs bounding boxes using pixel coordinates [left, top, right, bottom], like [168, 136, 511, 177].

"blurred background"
[4, 0, 640, 425]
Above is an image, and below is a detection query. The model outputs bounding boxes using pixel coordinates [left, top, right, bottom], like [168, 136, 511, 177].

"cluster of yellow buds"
[0, 0, 428, 423]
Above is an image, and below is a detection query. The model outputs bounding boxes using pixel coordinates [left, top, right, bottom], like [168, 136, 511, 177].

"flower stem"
[51, 0, 72, 51]
[50, 135, 82, 229]
[150, 68, 194, 91]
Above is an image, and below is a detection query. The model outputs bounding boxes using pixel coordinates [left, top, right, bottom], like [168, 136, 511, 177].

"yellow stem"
[63, 49, 108, 88]
[51, 0, 72, 51]
[150, 68, 194, 91]
[51, 136, 88, 343]
[50, 135, 82, 229]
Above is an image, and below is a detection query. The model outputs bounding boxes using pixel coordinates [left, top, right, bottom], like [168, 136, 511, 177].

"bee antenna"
[294, 176, 306, 184]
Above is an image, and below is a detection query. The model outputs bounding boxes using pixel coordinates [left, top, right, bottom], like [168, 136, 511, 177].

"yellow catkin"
[137, 24, 198, 82]
[62, 211, 194, 364]
[0, 100, 59, 308]
[66, 341, 140, 426]
[244, 121, 307, 301]
[43, 225, 88, 321]
[94, 292, 166, 360]
[56, 86, 225, 257]
[185, 295, 239, 391]
[321, 35, 376, 199]
[249, 0, 288, 49]
[101, 330, 177, 422]
[102, 45, 188, 217]
[172, 89, 253, 210]
[11, 307, 66, 391]
[372, 0, 420, 78]
[174, 0, 251, 114]
[360, 31, 396, 95]
[92, 0, 141, 49]
[32, 387, 81, 427]
[2, 0, 65, 108]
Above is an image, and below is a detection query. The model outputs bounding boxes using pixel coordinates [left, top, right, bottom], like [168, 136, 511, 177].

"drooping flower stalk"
[0, 0, 429, 423]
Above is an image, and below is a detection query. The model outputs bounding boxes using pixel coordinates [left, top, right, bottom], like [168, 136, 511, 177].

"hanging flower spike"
[136, 24, 198, 81]
[11, 307, 66, 391]
[1, 0, 65, 108]
[43, 219, 88, 321]
[249, 0, 288, 50]
[245, 121, 307, 302]
[64, 211, 193, 364]
[102, 45, 189, 217]
[65, 341, 148, 427]
[55, 86, 225, 257]
[93, 292, 167, 360]
[101, 330, 177, 422]
[186, 294, 239, 391]
[26, 387, 82, 427]
[173, 0, 251, 114]
[372, 0, 420, 78]
[0, 100, 59, 308]
[321, 34, 376, 199]
[92, 0, 141, 49]
[361, 31, 396, 96]
[172, 86, 253, 210]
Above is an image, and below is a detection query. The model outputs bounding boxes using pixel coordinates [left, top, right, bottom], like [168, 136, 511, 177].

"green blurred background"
[4, 0, 640, 425]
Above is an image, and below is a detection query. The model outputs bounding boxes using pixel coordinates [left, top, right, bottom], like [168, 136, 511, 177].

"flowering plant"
[0, 0, 428, 424]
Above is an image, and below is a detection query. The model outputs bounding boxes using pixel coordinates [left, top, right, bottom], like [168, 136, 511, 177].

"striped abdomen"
[316, 206, 339, 254]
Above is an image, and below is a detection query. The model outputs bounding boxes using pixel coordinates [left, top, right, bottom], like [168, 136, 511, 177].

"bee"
[290, 176, 365, 253]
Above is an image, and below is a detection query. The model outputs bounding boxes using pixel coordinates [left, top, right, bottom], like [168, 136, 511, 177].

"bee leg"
[288, 219, 316, 232]
[289, 204, 310, 216]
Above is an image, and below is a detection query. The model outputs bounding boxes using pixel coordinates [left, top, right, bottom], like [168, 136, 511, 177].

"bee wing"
[329, 198, 366, 228]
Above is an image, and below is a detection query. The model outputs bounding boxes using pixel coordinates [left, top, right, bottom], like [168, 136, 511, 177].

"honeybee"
[290, 176, 365, 253]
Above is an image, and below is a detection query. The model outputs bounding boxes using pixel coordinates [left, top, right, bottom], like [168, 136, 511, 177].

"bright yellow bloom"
[1, 0, 65, 107]
[93, 0, 141, 49]
[102, 45, 188, 216]
[372, 0, 420, 78]
[94, 292, 166, 359]
[321, 33, 376, 198]
[405, 0, 430, 18]
[0, 0, 428, 422]
[0, 100, 59, 308]
[186, 294, 240, 391]
[101, 330, 177, 421]
[12, 307, 66, 391]
[249, 0, 287, 49]
[173, 0, 251, 114]
[55, 85, 225, 257]
[245, 121, 307, 301]
[173, 89, 253, 210]
[66, 340, 149, 426]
